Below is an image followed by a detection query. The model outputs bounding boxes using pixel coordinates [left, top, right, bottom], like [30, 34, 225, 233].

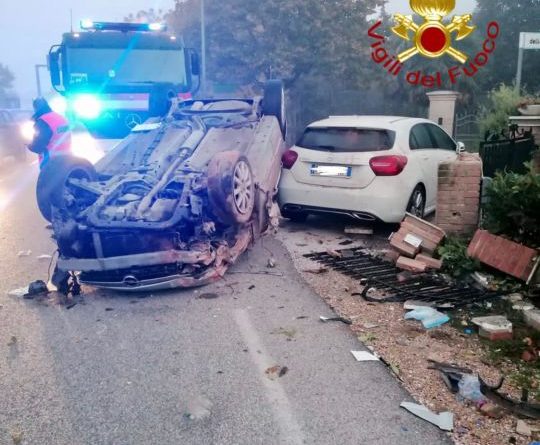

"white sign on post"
[520, 32, 540, 49]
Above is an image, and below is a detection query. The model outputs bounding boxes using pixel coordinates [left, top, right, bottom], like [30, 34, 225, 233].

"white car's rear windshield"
[298, 127, 396, 152]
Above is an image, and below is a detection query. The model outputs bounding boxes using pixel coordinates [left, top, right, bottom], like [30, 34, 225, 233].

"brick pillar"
[427, 91, 461, 137]
[436, 154, 483, 235]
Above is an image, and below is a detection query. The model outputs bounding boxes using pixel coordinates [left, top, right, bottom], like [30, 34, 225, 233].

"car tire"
[406, 185, 426, 219]
[36, 155, 97, 222]
[281, 209, 308, 223]
[262, 80, 286, 135]
[207, 151, 255, 226]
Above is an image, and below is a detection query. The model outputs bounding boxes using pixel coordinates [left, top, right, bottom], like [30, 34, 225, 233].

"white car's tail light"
[369, 155, 408, 176]
[282, 150, 298, 169]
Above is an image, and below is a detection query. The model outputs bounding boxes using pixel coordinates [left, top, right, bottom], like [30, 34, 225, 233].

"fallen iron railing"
[305, 248, 501, 309]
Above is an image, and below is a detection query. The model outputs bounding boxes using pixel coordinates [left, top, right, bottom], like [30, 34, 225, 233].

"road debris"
[8, 287, 28, 298]
[396, 256, 427, 273]
[344, 225, 373, 236]
[265, 365, 288, 380]
[351, 350, 380, 362]
[37, 254, 53, 262]
[471, 316, 513, 341]
[339, 240, 354, 246]
[400, 401, 454, 431]
[319, 315, 352, 325]
[516, 420, 532, 437]
[24, 280, 49, 299]
[7, 336, 17, 346]
[405, 307, 450, 329]
[302, 267, 329, 275]
[267, 257, 277, 268]
[198, 293, 219, 300]
[17, 250, 32, 257]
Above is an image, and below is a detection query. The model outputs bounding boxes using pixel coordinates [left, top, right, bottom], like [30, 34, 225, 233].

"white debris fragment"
[8, 287, 27, 298]
[351, 350, 380, 362]
[37, 254, 53, 262]
[17, 250, 32, 257]
[400, 402, 454, 431]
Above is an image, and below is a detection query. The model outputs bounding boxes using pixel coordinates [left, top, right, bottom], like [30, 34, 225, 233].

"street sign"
[519, 32, 540, 49]
[516, 32, 540, 90]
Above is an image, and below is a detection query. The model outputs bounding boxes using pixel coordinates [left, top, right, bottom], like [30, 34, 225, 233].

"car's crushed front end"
[42, 93, 285, 291]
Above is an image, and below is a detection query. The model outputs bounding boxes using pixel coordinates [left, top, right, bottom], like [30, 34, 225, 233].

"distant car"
[0, 109, 27, 162]
[278, 116, 461, 223]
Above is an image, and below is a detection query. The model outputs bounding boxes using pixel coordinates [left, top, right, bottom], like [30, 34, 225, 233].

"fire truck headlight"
[148, 23, 165, 31]
[73, 94, 102, 120]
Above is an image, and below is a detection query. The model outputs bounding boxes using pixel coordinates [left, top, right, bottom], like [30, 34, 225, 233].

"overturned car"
[37, 82, 286, 291]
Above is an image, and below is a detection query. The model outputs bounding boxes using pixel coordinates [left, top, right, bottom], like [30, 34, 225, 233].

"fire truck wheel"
[207, 151, 255, 226]
[262, 80, 286, 135]
[36, 155, 97, 222]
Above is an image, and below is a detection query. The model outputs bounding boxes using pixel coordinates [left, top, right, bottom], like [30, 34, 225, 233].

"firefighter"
[27, 98, 72, 168]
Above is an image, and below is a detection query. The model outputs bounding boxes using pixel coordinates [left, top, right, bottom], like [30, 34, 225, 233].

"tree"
[166, 0, 381, 89]
[468, 0, 540, 93]
[0, 63, 15, 104]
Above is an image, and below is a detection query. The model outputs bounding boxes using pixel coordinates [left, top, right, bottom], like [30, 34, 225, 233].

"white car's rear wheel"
[407, 186, 425, 218]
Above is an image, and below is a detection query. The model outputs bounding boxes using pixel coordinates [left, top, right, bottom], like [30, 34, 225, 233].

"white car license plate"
[310, 164, 352, 177]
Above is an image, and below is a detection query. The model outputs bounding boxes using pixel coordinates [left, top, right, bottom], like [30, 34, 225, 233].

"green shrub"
[479, 84, 522, 136]
[483, 164, 540, 247]
[437, 236, 480, 278]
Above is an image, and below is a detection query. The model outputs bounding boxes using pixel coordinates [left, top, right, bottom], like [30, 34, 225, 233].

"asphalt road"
[0, 160, 452, 445]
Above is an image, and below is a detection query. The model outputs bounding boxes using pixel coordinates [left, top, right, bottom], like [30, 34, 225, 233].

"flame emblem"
[392, 0, 475, 63]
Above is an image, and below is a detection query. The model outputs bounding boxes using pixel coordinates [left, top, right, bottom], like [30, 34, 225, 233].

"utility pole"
[200, 0, 207, 94]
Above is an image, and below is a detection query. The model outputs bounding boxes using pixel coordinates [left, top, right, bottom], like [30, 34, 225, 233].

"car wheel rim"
[410, 190, 424, 217]
[233, 161, 253, 214]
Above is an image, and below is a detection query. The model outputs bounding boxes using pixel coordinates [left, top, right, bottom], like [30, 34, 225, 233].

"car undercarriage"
[37, 82, 286, 291]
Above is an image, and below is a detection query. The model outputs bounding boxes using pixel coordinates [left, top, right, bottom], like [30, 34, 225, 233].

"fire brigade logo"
[392, 0, 475, 63]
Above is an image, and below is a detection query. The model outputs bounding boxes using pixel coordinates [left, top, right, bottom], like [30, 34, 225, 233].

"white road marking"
[233, 309, 305, 445]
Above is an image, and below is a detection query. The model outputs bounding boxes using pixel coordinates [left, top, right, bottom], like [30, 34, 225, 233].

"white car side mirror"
[456, 142, 466, 154]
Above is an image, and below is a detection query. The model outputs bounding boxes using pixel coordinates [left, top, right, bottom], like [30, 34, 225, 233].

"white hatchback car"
[278, 116, 461, 223]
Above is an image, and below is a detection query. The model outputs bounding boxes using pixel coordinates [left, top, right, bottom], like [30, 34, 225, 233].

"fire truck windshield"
[66, 47, 187, 87]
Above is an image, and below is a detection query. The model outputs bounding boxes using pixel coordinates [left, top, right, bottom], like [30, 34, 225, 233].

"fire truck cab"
[48, 21, 199, 138]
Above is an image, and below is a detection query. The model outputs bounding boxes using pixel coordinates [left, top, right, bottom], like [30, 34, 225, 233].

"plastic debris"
[351, 350, 380, 362]
[17, 250, 32, 257]
[319, 315, 352, 325]
[458, 375, 487, 403]
[404, 307, 450, 329]
[400, 402, 453, 431]
[37, 254, 53, 262]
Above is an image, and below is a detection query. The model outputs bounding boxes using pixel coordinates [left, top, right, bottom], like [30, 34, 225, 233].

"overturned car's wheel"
[36, 155, 97, 222]
[262, 79, 286, 135]
[207, 151, 255, 226]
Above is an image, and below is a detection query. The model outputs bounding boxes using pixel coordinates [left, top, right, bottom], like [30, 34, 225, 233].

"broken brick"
[390, 232, 420, 258]
[396, 256, 427, 273]
[467, 230, 539, 282]
[415, 254, 442, 270]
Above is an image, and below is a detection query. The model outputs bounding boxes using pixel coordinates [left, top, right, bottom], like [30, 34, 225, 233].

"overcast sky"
[0, 0, 477, 107]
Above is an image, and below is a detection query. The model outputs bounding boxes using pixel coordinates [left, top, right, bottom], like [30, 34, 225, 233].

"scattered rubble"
[396, 256, 427, 273]
[524, 310, 540, 332]
[16, 250, 32, 257]
[471, 316, 513, 341]
[400, 401, 454, 431]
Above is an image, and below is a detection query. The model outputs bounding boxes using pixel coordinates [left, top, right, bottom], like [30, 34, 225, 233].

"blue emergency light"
[80, 20, 167, 32]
